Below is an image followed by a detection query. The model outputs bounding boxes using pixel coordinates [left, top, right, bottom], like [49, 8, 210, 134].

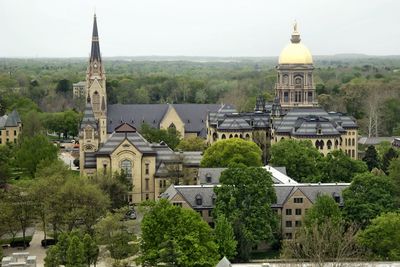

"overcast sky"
[1, 0, 399, 57]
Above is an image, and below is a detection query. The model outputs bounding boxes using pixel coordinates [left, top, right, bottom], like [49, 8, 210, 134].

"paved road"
[3, 230, 47, 267]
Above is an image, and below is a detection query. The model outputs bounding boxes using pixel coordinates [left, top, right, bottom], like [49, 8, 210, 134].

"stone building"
[0, 110, 22, 145]
[161, 168, 349, 239]
[72, 81, 86, 99]
[79, 15, 203, 203]
[207, 23, 358, 159]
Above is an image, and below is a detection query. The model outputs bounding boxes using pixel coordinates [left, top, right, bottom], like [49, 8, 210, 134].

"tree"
[56, 79, 72, 95]
[0, 144, 13, 187]
[389, 157, 400, 207]
[281, 195, 360, 266]
[270, 139, 322, 182]
[2, 185, 36, 249]
[362, 145, 380, 171]
[214, 214, 237, 260]
[44, 245, 62, 267]
[176, 136, 207, 152]
[90, 172, 130, 210]
[139, 199, 219, 267]
[66, 235, 85, 267]
[317, 150, 368, 183]
[342, 172, 395, 227]
[382, 147, 398, 174]
[95, 209, 136, 261]
[15, 134, 58, 177]
[214, 167, 277, 261]
[201, 138, 262, 168]
[140, 123, 181, 150]
[83, 234, 99, 267]
[357, 212, 400, 260]
[21, 110, 44, 137]
[304, 195, 342, 227]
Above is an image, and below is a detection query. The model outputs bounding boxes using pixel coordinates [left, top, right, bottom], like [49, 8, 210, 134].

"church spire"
[90, 14, 101, 62]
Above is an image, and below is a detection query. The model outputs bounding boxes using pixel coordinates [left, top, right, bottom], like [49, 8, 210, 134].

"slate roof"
[208, 109, 270, 131]
[97, 131, 155, 155]
[358, 136, 400, 146]
[84, 152, 96, 168]
[90, 15, 101, 62]
[197, 166, 297, 185]
[107, 103, 232, 137]
[80, 103, 98, 130]
[0, 110, 21, 129]
[161, 183, 349, 210]
[274, 108, 357, 137]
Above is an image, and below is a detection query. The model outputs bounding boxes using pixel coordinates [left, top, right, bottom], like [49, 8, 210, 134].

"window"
[145, 194, 149, 200]
[145, 178, 149, 190]
[92, 91, 100, 111]
[327, 140, 332, 149]
[159, 180, 162, 188]
[163, 180, 166, 188]
[308, 92, 313, 102]
[121, 160, 132, 179]
[295, 220, 302, 227]
[285, 232, 293, 239]
[145, 163, 149, 175]
[295, 209, 302, 215]
[285, 209, 292, 215]
[6, 130, 9, 136]
[173, 202, 182, 207]
[212, 195, 216, 205]
[206, 173, 212, 183]
[195, 194, 203, 206]
[0, 138, 2, 144]
[198, 210, 203, 216]
[103, 164, 107, 175]
[14, 130, 16, 136]
[208, 210, 212, 217]
[284, 92, 289, 102]
[352, 150, 355, 158]
[294, 197, 303, 203]
[283, 75, 289, 85]
[285, 221, 292, 228]
[295, 91, 302, 102]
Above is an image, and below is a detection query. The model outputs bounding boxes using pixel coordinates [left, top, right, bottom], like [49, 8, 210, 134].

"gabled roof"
[107, 103, 232, 136]
[90, 14, 101, 62]
[162, 185, 216, 209]
[115, 122, 136, 133]
[0, 110, 21, 129]
[97, 131, 155, 155]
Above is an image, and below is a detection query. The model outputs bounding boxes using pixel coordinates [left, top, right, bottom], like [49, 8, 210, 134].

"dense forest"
[1, 55, 400, 136]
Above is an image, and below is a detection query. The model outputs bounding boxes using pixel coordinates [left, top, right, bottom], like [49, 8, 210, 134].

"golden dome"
[278, 22, 313, 65]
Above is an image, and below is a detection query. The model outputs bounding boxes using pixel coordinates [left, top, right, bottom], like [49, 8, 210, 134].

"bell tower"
[86, 14, 107, 143]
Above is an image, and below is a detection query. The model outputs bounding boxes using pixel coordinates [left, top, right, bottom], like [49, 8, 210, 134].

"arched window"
[121, 160, 132, 179]
[335, 140, 339, 148]
[294, 76, 303, 89]
[195, 194, 203, 206]
[320, 140, 325, 149]
[221, 134, 226, 139]
[345, 138, 348, 146]
[245, 134, 250, 140]
[327, 140, 332, 150]
[352, 138, 355, 146]
[234, 134, 238, 138]
[239, 134, 243, 139]
[212, 132, 218, 142]
[352, 150, 355, 158]
[283, 74, 289, 85]
[92, 91, 100, 111]
[169, 123, 176, 129]
[315, 140, 320, 149]
[229, 134, 233, 138]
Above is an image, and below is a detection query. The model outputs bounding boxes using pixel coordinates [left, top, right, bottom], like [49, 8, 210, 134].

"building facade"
[0, 110, 22, 145]
[207, 23, 358, 160]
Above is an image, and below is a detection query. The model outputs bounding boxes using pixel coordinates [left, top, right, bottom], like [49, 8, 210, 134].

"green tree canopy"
[382, 147, 398, 174]
[214, 214, 237, 260]
[317, 150, 368, 183]
[270, 139, 322, 182]
[139, 199, 219, 267]
[343, 172, 395, 227]
[214, 167, 277, 261]
[201, 138, 262, 168]
[358, 212, 400, 260]
[140, 123, 181, 150]
[15, 134, 58, 177]
[176, 136, 207, 152]
[362, 145, 380, 171]
[389, 157, 400, 207]
[304, 194, 342, 227]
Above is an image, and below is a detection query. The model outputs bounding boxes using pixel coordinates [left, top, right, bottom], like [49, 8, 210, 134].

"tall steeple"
[85, 13, 107, 144]
[90, 14, 101, 62]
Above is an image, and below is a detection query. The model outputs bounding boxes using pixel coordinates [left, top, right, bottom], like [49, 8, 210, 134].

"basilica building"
[79, 16, 358, 204]
[206, 23, 358, 161]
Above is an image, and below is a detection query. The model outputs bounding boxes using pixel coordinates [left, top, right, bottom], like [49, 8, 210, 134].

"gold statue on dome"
[293, 20, 298, 32]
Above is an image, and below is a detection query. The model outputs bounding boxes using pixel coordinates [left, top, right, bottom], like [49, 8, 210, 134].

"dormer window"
[206, 173, 212, 183]
[195, 194, 203, 206]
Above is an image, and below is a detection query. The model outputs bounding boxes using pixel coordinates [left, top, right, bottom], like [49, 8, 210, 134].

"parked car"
[125, 210, 137, 220]
[41, 238, 57, 247]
